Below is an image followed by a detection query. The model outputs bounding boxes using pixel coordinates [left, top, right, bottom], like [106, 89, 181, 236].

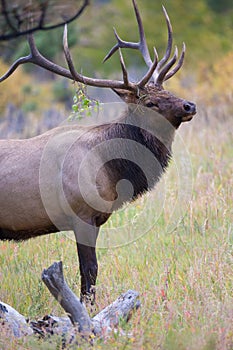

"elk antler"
[104, 0, 185, 86]
[0, 28, 136, 91]
[62, 25, 135, 91]
[0, 34, 73, 83]
[0, 0, 185, 89]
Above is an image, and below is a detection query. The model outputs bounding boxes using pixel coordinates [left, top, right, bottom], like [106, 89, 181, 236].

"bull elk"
[0, 0, 196, 303]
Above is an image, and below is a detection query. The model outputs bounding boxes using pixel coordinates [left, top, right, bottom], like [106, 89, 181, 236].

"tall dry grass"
[0, 54, 233, 349]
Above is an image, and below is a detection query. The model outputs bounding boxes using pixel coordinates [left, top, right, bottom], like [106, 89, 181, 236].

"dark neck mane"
[87, 106, 175, 206]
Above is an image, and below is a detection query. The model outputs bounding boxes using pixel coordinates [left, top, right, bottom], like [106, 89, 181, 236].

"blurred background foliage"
[0, 0, 232, 131]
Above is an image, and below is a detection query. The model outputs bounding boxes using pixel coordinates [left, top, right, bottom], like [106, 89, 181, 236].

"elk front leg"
[77, 242, 98, 304]
[73, 220, 99, 304]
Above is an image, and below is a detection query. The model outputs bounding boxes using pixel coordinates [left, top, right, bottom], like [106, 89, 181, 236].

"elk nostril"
[183, 103, 191, 112]
[183, 102, 196, 113]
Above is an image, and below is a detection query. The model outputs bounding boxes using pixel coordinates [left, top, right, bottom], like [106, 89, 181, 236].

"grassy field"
[0, 94, 233, 349]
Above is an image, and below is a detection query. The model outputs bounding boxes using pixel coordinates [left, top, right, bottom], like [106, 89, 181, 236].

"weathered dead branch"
[42, 261, 92, 334]
[0, 261, 140, 343]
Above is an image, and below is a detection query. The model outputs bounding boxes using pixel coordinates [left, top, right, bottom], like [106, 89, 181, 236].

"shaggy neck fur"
[85, 105, 175, 207]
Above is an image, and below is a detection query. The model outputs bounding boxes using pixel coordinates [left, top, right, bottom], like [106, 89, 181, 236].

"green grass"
[1, 103, 233, 349]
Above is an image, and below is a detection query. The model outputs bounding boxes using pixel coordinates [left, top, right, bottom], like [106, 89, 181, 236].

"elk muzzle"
[182, 101, 196, 122]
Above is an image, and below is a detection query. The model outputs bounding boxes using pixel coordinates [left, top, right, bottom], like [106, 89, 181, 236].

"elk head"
[0, 0, 196, 128]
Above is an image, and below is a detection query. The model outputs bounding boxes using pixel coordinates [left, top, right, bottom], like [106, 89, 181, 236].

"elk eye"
[146, 102, 158, 108]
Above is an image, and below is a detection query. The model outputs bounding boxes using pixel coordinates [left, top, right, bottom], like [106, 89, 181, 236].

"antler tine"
[158, 6, 173, 68]
[28, 34, 73, 78]
[63, 24, 135, 90]
[0, 34, 39, 83]
[164, 42, 186, 81]
[132, 0, 153, 68]
[103, 27, 139, 63]
[138, 47, 158, 87]
[102, 40, 119, 63]
[63, 24, 84, 83]
[103, 0, 153, 69]
[118, 48, 129, 86]
[155, 46, 178, 85]
[152, 5, 173, 82]
[0, 55, 32, 83]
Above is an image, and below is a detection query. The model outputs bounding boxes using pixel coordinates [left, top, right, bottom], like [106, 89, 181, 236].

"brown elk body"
[0, 0, 196, 302]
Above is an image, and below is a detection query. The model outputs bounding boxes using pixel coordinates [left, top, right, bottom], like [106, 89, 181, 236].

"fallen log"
[92, 289, 140, 335]
[42, 261, 92, 335]
[0, 301, 33, 337]
[1, 261, 140, 342]
[41, 261, 140, 337]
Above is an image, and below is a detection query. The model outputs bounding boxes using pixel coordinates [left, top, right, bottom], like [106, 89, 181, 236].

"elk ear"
[112, 88, 138, 104]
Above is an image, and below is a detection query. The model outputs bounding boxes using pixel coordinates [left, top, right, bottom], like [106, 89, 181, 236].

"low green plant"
[69, 82, 100, 120]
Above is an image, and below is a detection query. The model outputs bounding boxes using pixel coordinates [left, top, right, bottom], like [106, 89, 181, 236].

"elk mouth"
[182, 114, 195, 122]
